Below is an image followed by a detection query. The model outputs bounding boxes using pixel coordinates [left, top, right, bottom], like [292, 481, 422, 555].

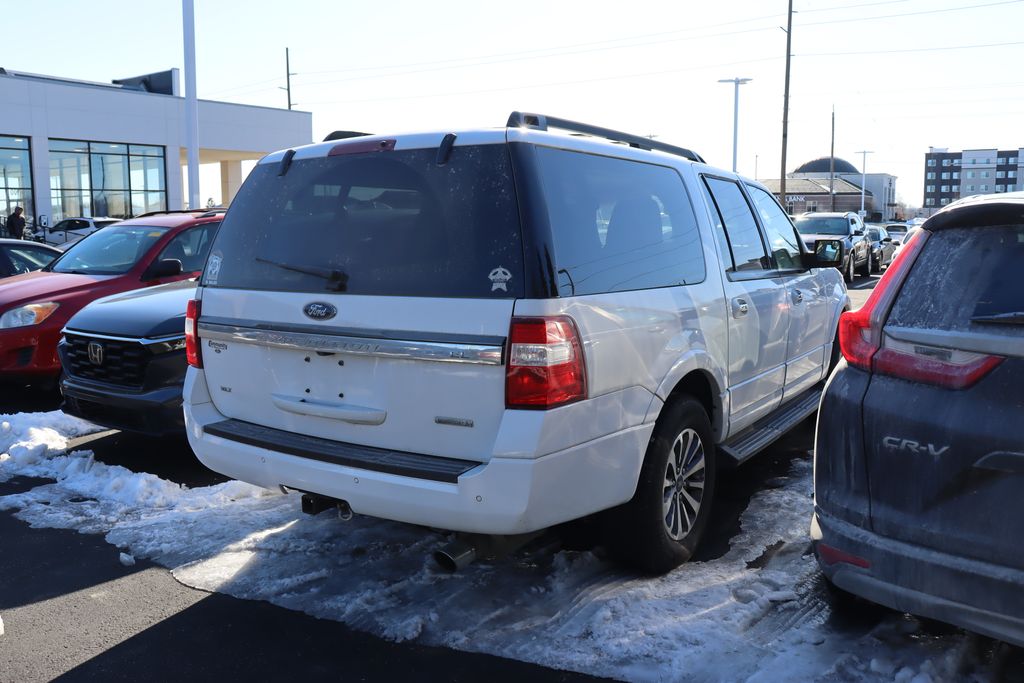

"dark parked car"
[864, 225, 897, 273]
[0, 239, 62, 278]
[59, 280, 196, 436]
[794, 212, 870, 283]
[812, 192, 1024, 646]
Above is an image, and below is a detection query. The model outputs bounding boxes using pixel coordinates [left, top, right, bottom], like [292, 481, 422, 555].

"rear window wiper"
[255, 257, 348, 291]
[971, 311, 1024, 325]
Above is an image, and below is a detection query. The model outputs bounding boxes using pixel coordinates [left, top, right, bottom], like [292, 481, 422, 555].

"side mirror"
[892, 239, 902, 246]
[882, 237, 892, 243]
[144, 258, 183, 280]
[853, 229, 864, 236]
[809, 239, 843, 268]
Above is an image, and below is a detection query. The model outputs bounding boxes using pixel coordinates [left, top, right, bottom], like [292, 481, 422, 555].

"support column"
[220, 160, 244, 207]
[28, 134, 51, 229]
[166, 146, 184, 210]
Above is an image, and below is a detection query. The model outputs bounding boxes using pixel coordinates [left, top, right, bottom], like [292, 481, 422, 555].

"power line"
[797, 0, 1023, 27]
[301, 56, 782, 107]
[800, 39, 1024, 57]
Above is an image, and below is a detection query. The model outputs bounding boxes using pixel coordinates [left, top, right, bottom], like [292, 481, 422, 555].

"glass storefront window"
[48, 138, 166, 220]
[129, 156, 165, 191]
[91, 154, 130, 191]
[1, 134, 33, 232]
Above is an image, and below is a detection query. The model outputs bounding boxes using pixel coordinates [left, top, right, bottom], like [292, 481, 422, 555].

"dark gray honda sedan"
[812, 192, 1024, 647]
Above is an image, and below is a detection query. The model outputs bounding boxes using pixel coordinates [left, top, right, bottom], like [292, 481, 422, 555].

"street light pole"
[856, 150, 874, 215]
[719, 77, 752, 173]
[181, 0, 200, 211]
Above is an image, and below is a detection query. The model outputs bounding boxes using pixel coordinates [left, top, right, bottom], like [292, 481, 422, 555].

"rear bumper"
[812, 510, 1024, 648]
[184, 371, 653, 535]
[62, 377, 185, 437]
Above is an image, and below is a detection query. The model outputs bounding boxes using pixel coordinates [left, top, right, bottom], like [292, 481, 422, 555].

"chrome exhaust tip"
[433, 540, 477, 572]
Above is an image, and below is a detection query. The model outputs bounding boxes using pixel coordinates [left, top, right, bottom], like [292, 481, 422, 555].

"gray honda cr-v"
[813, 192, 1024, 646]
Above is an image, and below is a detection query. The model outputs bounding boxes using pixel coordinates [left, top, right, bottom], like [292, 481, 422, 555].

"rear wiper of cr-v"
[971, 311, 1024, 325]
[255, 257, 348, 291]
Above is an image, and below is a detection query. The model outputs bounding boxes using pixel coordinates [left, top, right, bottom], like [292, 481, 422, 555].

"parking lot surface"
[3, 273, 1023, 682]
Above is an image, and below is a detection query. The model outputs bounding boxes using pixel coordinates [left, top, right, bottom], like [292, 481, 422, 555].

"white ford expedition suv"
[184, 113, 847, 573]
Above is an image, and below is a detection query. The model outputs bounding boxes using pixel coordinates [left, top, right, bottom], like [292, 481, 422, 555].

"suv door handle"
[731, 297, 749, 318]
[791, 289, 804, 305]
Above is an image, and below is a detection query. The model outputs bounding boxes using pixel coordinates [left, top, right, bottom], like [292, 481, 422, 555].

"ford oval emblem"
[303, 302, 337, 321]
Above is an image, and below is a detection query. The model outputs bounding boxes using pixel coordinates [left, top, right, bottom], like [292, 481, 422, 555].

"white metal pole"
[719, 78, 751, 173]
[182, 0, 200, 211]
[856, 150, 873, 215]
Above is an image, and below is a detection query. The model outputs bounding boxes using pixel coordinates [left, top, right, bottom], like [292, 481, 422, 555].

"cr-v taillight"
[185, 298, 202, 368]
[838, 232, 1002, 389]
[839, 231, 929, 371]
[506, 316, 587, 409]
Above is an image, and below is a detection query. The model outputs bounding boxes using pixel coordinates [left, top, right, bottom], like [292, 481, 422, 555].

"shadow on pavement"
[56, 589, 604, 683]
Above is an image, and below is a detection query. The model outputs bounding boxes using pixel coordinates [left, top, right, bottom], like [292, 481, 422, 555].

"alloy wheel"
[662, 428, 706, 541]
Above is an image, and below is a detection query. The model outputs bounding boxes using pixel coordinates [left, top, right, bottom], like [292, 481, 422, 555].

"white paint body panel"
[184, 126, 848, 535]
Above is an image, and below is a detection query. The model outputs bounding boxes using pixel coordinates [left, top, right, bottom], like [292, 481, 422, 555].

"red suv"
[0, 210, 222, 387]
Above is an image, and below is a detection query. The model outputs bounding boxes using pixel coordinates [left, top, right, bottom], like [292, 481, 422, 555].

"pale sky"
[10, 0, 1024, 207]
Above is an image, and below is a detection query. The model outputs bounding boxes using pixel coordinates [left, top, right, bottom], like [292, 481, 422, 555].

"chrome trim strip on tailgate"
[204, 418, 482, 483]
[885, 326, 1023, 359]
[197, 322, 505, 365]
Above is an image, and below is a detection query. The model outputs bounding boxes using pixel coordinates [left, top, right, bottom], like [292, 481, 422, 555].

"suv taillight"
[506, 316, 587, 409]
[185, 298, 202, 368]
[838, 231, 1002, 389]
[839, 231, 928, 371]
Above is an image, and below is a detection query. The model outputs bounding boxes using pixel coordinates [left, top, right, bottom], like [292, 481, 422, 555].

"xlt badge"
[304, 302, 337, 321]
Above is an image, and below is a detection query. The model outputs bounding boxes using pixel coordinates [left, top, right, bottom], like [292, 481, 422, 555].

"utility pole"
[718, 77, 752, 173]
[857, 150, 874, 215]
[779, 0, 794, 206]
[280, 47, 296, 110]
[181, 0, 200, 211]
[829, 107, 836, 211]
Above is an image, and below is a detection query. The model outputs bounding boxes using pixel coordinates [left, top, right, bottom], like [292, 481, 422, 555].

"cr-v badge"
[304, 302, 337, 321]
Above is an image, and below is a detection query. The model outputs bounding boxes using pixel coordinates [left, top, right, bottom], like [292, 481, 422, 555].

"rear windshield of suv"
[203, 144, 524, 298]
[887, 225, 1024, 334]
[794, 217, 849, 235]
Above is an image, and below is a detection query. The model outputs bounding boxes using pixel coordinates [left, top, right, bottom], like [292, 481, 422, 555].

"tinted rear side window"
[887, 225, 1024, 336]
[528, 147, 705, 296]
[204, 145, 523, 298]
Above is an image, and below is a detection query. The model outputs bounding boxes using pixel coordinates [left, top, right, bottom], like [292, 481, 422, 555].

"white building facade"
[0, 67, 311, 229]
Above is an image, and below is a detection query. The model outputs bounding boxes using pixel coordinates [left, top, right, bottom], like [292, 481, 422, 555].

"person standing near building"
[5, 207, 27, 239]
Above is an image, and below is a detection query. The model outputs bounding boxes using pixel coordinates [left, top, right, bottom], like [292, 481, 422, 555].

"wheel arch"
[648, 355, 727, 443]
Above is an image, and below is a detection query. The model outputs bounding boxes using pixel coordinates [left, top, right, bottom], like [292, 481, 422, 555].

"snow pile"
[0, 411, 99, 480]
[0, 411, 1003, 681]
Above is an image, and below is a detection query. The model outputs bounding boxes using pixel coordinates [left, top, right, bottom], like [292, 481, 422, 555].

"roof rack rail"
[137, 208, 227, 218]
[506, 111, 704, 164]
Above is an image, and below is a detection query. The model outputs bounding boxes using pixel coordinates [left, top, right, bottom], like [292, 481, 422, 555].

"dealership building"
[0, 67, 311, 231]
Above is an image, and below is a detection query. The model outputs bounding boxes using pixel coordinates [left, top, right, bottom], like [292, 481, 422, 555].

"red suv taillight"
[185, 298, 202, 368]
[838, 232, 1003, 389]
[506, 316, 587, 409]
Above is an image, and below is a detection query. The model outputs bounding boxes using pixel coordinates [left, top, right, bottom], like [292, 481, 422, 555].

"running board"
[718, 387, 822, 466]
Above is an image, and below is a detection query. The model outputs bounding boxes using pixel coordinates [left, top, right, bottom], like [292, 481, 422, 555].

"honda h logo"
[87, 341, 104, 365]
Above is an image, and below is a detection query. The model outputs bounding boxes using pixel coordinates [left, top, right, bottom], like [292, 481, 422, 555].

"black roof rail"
[507, 111, 705, 163]
[137, 208, 227, 218]
[323, 130, 371, 142]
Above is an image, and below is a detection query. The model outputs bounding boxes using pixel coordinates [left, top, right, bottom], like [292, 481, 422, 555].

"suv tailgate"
[862, 224, 1024, 568]
[197, 140, 524, 463]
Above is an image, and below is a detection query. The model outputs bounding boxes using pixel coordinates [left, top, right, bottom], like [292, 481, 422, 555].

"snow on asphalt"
[0, 411, 1006, 682]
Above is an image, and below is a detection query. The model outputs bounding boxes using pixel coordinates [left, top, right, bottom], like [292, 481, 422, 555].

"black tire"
[843, 255, 855, 284]
[604, 396, 717, 574]
[869, 253, 880, 274]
